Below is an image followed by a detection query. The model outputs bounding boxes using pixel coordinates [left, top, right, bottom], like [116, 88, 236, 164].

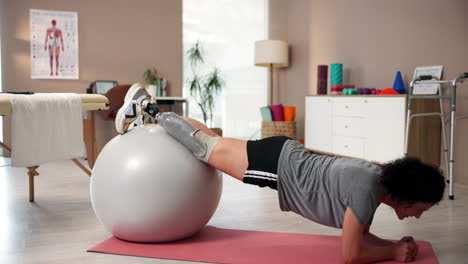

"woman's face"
[395, 201, 433, 220]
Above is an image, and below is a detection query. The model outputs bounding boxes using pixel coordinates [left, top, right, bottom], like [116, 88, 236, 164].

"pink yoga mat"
[88, 226, 438, 264]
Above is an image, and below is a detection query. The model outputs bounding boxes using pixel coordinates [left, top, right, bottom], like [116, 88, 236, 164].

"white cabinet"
[305, 96, 332, 152]
[305, 96, 407, 163]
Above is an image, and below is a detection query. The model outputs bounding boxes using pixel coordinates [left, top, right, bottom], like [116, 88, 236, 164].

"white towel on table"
[6, 93, 85, 167]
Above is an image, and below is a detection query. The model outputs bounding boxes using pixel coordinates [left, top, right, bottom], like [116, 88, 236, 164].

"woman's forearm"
[363, 232, 395, 247]
[348, 244, 397, 264]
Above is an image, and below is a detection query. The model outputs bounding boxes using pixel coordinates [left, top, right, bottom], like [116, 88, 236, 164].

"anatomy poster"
[30, 9, 79, 79]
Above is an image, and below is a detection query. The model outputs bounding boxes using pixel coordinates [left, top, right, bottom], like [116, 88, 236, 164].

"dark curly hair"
[381, 157, 445, 204]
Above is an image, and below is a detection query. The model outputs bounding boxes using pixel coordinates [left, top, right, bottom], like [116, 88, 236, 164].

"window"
[183, 0, 268, 139]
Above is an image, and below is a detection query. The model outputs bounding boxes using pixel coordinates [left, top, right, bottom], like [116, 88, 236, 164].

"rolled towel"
[283, 106, 296, 121]
[270, 104, 284, 121]
[260, 106, 273, 121]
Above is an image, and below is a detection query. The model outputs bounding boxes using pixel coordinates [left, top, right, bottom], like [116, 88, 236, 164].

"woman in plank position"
[116, 84, 445, 264]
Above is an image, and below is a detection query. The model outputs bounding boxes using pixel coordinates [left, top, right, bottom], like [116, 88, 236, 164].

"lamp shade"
[254, 40, 289, 68]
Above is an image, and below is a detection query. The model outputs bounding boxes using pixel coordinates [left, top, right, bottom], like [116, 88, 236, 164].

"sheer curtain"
[183, 0, 268, 139]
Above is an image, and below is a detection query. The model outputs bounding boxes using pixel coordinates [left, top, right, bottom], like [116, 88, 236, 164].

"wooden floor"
[0, 157, 467, 264]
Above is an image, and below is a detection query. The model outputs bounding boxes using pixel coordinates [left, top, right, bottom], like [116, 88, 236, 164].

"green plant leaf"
[185, 42, 225, 127]
[205, 68, 224, 92]
[187, 41, 205, 68]
[188, 75, 202, 97]
[143, 68, 158, 84]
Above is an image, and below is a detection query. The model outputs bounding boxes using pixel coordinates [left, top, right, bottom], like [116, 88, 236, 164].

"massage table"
[0, 94, 109, 201]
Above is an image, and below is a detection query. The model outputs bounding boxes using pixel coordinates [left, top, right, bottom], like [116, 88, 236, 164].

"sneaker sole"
[115, 107, 131, 134]
[115, 83, 145, 134]
[124, 83, 144, 103]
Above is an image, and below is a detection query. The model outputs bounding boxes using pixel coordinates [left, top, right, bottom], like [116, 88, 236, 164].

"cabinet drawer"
[332, 117, 364, 137]
[332, 136, 364, 158]
[332, 98, 368, 117]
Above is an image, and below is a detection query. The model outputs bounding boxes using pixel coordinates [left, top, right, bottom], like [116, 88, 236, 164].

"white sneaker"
[115, 83, 157, 134]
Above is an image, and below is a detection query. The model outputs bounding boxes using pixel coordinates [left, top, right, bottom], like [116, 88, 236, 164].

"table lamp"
[254, 40, 289, 105]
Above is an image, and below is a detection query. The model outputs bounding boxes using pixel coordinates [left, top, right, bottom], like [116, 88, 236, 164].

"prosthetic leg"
[115, 83, 219, 162]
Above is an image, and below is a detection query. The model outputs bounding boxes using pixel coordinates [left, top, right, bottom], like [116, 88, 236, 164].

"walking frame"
[405, 72, 468, 200]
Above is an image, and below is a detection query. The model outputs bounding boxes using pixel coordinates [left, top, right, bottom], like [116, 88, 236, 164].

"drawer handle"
[345, 105, 349, 109]
[344, 145, 349, 148]
[364, 100, 368, 103]
[345, 125, 349, 128]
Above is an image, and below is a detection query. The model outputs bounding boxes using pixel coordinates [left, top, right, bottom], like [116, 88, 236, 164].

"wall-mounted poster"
[30, 9, 79, 79]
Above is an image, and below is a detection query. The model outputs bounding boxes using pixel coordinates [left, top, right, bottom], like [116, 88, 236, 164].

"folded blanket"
[5, 93, 84, 167]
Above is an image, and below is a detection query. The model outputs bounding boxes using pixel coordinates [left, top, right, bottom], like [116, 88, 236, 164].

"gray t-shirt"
[277, 140, 385, 228]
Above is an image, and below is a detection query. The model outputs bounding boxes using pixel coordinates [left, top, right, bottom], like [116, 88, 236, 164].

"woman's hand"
[393, 241, 418, 262]
[399, 237, 419, 258]
[399, 236, 415, 243]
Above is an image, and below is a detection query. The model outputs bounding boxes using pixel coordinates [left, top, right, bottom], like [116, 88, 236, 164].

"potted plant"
[186, 41, 225, 135]
[143, 68, 159, 97]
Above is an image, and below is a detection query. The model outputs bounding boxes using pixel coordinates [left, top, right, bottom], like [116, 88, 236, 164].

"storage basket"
[261, 121, 297, 139]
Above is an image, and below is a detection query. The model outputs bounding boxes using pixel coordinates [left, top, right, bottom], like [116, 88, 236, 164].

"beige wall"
[1, 0, 182, 151]
[269, 0, 311, 142]
[270, 0, 468, 184]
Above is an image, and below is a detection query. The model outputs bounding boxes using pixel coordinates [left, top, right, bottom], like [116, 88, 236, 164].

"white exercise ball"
[90, 124, 222, 242]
